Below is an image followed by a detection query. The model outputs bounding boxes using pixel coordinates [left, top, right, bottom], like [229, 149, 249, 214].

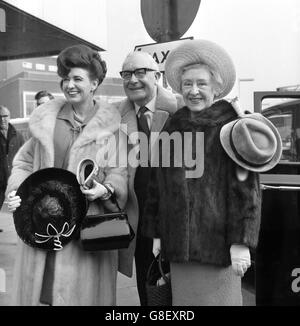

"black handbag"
[80, 197, 135, 251]
[146, 254, 172, 306]
[77, 158, 135, 251]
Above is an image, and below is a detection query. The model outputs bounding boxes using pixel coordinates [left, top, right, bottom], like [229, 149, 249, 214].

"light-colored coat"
[7, 98, 132, 306]
[114, 85, 180, 270]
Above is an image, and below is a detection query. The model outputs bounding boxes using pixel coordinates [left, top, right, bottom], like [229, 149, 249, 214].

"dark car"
[242, 92, 300, 306]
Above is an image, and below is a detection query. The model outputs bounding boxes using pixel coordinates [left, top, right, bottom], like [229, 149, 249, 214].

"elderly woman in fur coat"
[142, 40, 269, 306]
[6, 45, 132, 306]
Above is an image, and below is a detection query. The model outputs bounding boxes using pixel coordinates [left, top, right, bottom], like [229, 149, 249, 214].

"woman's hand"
[230, 244, 251, 277]
[7, 191, 21, 212]
[81, 179, 107, 201]
[152, 238, 161, 257]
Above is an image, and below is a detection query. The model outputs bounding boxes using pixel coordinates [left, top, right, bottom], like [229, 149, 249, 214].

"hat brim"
[220, 113, 282, 172]
[14, 168, 87, 250]
[165, 39, 236, 99]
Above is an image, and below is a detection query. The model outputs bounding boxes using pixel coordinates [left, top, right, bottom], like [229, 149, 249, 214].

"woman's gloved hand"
[230, 244, 251, 277]
[152, 238, 161, 257]
[81, 179, 107, 201]
[7, 190, 22, 212]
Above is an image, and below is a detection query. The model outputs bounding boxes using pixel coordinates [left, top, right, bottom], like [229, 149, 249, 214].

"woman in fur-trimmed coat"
[142, 40, 262, 306]
[6, 45, 133, 306]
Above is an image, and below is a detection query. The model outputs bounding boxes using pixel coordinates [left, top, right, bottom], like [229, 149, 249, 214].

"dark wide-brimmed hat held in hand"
[13, 168, 87, 251]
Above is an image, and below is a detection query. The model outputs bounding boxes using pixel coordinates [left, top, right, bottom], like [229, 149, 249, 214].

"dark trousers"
[134, 165, 154, 306]
[135, 223, 154, 306]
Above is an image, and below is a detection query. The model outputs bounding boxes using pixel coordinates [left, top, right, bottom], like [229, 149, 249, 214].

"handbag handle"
[103, 184, 123, 212]
[147, 253, 170, 285]
[76, 159, 123, 212]
[158, 254, 170, 284]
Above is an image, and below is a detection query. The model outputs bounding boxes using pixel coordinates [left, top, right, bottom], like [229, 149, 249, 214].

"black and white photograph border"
[0, 0, 300, 309]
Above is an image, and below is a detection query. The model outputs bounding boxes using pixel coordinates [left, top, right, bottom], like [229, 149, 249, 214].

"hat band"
[35, 222, 76, 251]
[229, 123, 273, 168]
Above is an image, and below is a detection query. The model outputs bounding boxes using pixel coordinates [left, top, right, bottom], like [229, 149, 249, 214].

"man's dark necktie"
[137, 106, 150, 138]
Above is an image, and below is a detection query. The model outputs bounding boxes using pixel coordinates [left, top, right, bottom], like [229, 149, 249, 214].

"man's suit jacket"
[114, 85, 181, 277]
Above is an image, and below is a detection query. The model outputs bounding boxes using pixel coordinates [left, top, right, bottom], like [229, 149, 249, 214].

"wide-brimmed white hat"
[220, 113, 282, 172]
[165, 39, 236, 99]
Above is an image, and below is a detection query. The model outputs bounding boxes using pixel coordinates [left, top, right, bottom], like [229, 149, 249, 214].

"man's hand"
[230, 244, 251, 277]
[7, 191, 21, 212]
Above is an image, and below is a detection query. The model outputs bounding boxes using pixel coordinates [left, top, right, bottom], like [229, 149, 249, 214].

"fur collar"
[167, 100, 237, 132]
[29, 98, 121, 150]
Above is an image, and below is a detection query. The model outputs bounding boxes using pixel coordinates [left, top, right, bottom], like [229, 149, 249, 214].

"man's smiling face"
[122, 52, 160, 107]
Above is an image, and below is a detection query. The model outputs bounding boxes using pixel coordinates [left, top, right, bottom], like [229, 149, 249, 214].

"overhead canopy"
[0, 0, 104, 61]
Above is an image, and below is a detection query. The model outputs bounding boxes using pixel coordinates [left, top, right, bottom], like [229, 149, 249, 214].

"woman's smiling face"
[61, 67, 98, 105]
[181, 66, 216, 112]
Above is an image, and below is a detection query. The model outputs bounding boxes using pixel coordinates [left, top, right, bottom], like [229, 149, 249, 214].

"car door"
[254, 91, 300, 306]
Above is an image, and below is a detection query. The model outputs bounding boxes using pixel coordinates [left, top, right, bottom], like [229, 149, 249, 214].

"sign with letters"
[134, 37, 193, 72]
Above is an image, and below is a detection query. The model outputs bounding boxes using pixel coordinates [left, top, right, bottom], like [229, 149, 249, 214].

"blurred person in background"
[34, 90, 54, 107]
[0, 105, 24, 219]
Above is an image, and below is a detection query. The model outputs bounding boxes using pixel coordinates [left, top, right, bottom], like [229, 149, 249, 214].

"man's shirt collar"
[134, 90, 157, 115]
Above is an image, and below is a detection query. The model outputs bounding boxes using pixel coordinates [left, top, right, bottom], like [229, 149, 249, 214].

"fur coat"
[6, 98, 132, 305]
[142, 100, 262, 266]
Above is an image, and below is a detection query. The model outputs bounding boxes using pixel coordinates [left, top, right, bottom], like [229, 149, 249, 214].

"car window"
[267, 112, 297, 162]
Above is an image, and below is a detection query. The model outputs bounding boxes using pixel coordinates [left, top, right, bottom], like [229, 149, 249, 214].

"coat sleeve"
[101, 129, 128, 212]
[226, 160, 261, 249]
[141, 167, 161, 238]
[6, 138, 35, 195]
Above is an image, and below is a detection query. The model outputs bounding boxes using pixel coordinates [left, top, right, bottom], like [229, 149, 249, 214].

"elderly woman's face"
[61, 67, 98, 106]
[181, 67, 215, 112]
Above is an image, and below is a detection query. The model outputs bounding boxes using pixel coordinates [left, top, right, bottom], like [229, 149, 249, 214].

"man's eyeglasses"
[119, 68, 156, 80]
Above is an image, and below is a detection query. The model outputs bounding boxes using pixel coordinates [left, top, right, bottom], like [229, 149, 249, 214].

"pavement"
[0, 206, 255, 306]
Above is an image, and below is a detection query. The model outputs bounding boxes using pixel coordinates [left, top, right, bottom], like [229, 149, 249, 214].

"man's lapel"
[119, 99, 138, 143]
[151, 110, 169, 134]
[149, 110, 169, 166]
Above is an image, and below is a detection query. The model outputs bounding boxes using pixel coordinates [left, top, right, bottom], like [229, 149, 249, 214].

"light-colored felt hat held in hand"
[220, 113, 282, 172]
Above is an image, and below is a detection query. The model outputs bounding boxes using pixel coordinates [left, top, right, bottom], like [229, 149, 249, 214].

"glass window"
[94, 95, 126, 104]
[263, 99, 300, 163]
[23, 91, 65, 117]
[267, 113, 294, 162]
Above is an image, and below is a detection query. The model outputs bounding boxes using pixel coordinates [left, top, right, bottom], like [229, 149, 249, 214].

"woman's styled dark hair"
[57, 44, 107, 86]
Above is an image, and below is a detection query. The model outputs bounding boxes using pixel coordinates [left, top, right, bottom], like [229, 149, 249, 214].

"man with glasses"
[0, 106, 24, 225]
[116, 51, 180, 305]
